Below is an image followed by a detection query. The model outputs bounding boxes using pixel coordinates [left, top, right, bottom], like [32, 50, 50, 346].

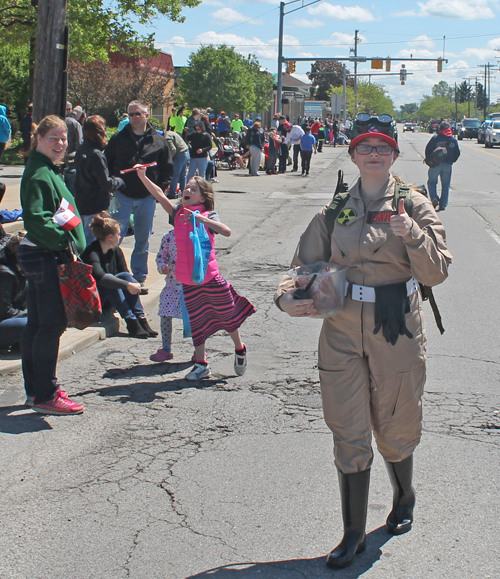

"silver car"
[484, 120, 500, 148]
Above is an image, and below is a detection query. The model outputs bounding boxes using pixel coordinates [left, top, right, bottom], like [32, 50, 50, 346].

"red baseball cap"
[350, 131, 398, 151]
[283, 122, 292, 130]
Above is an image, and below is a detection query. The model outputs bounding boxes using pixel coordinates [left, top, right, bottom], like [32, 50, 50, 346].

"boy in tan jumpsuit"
[276, 115, 452, 569]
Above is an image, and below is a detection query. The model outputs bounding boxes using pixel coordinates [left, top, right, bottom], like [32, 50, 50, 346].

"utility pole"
[353, 30, 359, 116]
[277, 2, 284, 115]
[32, 0, 69, 123]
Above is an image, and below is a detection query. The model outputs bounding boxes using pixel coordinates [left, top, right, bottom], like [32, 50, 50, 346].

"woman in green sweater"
[18, 115, 86, 416]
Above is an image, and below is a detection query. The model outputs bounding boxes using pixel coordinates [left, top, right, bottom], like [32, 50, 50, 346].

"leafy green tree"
[0, 43, 30, 119]
[179, 45, 273, 113]
[456, 80, 471, 104]
[0, 0, 201, 62]
[475, 82, 488, 116]
[400, 102, 419, 118]
[431, 81, 453, 101]
[308, 60, 353, 101]
[330, 81, 395, 118]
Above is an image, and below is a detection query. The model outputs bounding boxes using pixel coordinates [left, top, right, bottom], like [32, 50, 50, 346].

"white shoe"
[234, 346, 247, 376]
[185, 363, 211, 381]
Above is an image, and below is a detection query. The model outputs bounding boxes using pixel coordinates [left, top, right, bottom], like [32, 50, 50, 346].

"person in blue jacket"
[425, 121, 460, 211]
[0, 105, 12, 168]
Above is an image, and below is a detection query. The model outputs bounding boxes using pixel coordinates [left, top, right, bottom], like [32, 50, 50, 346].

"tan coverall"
[276, 177, 452, 474]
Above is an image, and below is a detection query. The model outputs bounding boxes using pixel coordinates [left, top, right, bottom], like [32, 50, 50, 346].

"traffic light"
[371, 59, 383, 70]
[288, 60, 296, 74]
[386, 59, 391, 72]
[437, 59, 443, 73]
[400, 65, 407, 85]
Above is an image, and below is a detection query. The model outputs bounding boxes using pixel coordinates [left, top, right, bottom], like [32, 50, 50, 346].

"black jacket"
[425, 133, 461, 165]
[105, 123, 173, 199]
[74, 139, 125, 216]
[187, 131, 213, 159]
[81, 240, 131, 291]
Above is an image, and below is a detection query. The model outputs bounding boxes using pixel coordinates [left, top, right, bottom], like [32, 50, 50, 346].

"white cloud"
[408, 35, 435, 49]
[211, 7, 261, 25]
[460, 47, 497, 59]
[308, 3, 377, 21]
[202, 0, 224, 5]
[291, 18, 325, 28]
[293, 73, 311, 84]
[319, 31, 366, 46]
[487, 37, 500, 49]
[193, 31, 279, 60]
[393, 0, 495, 19]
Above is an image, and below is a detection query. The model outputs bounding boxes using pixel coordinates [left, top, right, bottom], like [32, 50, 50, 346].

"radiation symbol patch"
[337, 208, 357, 225]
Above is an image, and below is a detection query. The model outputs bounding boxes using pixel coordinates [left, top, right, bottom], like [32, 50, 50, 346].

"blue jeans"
[187, 157, 208, 181]
[0, 316, 27, 349]
[18, 245, 68, 403]
[97, 272, 144, 320]
[205, 159, 216, 180]
[171, 150, 190, 195]
[428, 163, 452, 208]
[82, 215, 96, 246]
[113, 192, 157, 282]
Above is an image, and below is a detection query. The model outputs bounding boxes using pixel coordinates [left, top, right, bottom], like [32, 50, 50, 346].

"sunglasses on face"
[354, 144, 394, 156]
[128, 112, 145, 117]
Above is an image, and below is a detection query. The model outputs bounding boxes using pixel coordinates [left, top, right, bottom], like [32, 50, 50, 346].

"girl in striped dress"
[136, 169, 256, 380]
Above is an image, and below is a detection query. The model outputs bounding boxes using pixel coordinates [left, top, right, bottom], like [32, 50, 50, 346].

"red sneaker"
[25, 387, 68, 408]
[34, 394, 85, 415]
[150, 349, 174, 362]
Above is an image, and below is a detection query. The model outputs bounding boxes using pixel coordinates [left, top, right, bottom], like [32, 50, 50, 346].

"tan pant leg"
[363, 293, 427, 463]
[318, 300, 374, 474]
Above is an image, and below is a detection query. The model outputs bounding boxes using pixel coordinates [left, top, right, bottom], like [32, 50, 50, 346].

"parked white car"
[484, 120, 500, 148]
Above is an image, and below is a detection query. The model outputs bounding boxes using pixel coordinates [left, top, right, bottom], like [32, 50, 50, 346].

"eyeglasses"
[354, 144, 394, 156]
[128, 112, 145, 117]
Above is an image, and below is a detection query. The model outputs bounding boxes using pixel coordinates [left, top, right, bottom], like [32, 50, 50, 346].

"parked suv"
[458, 118, 481, 140]
[484, 120, 500, 148]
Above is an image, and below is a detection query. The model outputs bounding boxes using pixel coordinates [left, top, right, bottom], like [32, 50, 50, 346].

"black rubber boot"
[385, 455, 415, 535]
[138, 316, 159, 337]
[125, 318, 149, 339]
[326, 469, 370, 569]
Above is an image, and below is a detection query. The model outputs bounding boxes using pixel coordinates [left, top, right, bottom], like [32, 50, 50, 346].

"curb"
[0, 279, 164, 376]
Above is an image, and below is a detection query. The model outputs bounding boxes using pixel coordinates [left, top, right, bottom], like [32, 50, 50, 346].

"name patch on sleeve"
[367, 211, 396, 223]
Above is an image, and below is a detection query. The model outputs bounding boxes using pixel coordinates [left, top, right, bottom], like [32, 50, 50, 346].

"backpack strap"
[325, 170, 350, 237]
[394, 181, 445, 334]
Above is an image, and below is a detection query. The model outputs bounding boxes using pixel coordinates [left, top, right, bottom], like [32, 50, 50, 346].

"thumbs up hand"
[390, 198, 412, 237]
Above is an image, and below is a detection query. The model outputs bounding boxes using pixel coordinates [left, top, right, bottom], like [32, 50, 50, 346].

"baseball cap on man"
[256, 117, 262, 121]
[283, 122, 292, 130]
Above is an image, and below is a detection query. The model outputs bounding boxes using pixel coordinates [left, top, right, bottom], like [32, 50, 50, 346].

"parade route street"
[1, 132, 499, 578]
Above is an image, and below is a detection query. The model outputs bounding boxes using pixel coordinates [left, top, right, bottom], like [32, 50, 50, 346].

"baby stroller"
[214, 137, 238, 170]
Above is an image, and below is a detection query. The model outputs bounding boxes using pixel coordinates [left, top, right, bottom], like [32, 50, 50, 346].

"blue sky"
[143, 0, 500, 108]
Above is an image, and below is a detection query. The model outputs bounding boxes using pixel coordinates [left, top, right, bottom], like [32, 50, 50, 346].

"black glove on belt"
[373, 282, 414, 346]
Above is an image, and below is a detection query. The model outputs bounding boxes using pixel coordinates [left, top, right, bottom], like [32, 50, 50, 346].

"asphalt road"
[1, 133, 499, 579]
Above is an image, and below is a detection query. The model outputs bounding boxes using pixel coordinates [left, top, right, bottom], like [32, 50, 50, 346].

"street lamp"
[277, 0, 323, 113]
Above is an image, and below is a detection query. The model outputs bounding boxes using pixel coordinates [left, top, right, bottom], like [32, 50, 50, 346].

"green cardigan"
[21, 150, 86, 253]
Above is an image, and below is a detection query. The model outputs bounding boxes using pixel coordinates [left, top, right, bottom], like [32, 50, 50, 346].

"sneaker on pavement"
[185, 363, 211, 381]
[34, 393, 85, 415]
[150, 349, 174, 362]
[25, 386, 68, 408]
[432, 197, 439, 209]
[234, 345, 247, 376]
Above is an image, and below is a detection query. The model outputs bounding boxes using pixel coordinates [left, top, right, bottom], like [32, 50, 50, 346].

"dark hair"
[83, 115, 107, 150]
[90, 212, 120, 240]
[253, 121, 262, 130]
[304, 126, 311, 132]
[190, 176, 215, 211]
